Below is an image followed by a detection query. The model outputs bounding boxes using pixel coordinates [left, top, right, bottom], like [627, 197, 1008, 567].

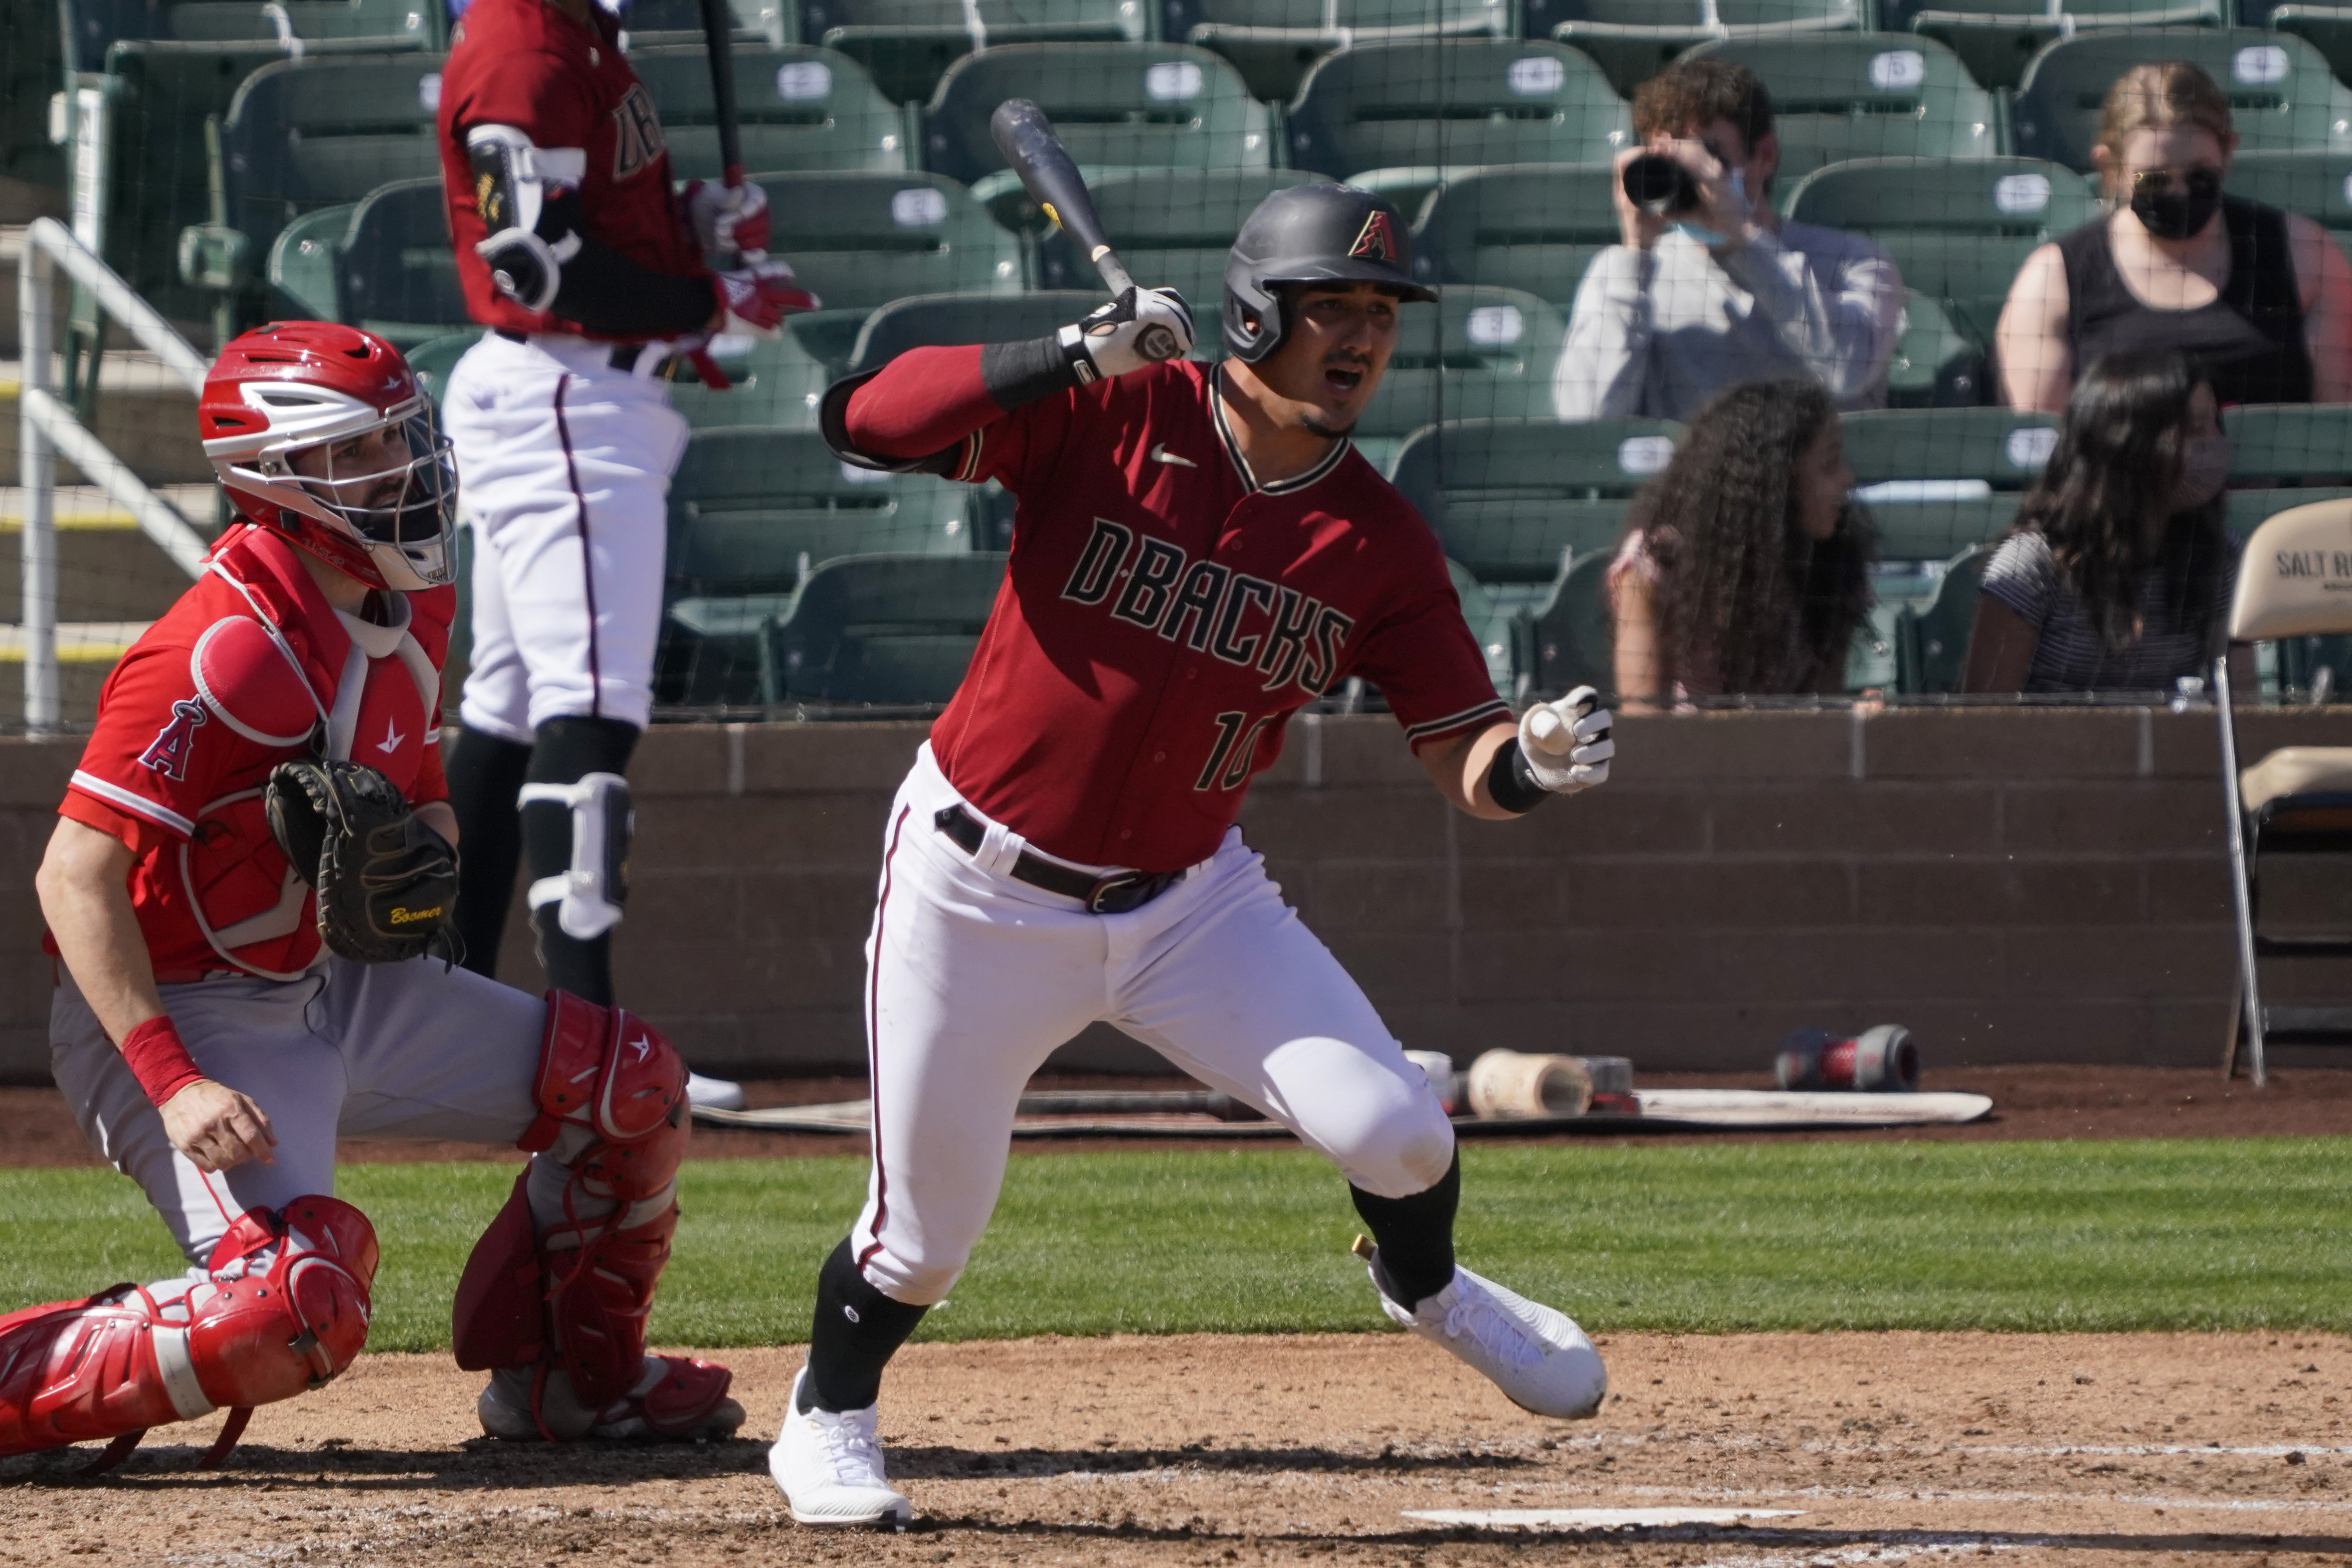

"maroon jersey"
[849, 355, 1508, 873]
[55, 527, 453, 980]
[436, 0, 705, 339]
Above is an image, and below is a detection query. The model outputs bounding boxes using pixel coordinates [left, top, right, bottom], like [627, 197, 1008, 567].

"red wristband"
[119, 1015, 205, 1108]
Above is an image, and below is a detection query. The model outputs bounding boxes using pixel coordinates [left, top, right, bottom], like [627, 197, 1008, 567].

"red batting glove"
[711, 262, 820, 336]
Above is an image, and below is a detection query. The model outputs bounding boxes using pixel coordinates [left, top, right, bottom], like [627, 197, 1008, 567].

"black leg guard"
[1351, 1152, 1461, 1311]
[444, 725, 534, 979]
[799, 1237, 930, 1414]
[521, 716, 641, 1006]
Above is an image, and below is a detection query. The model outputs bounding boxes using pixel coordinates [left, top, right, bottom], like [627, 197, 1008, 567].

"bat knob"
[1136, 325, 1181, 364]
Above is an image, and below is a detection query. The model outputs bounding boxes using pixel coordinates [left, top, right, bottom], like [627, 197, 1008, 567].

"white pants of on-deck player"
[443, 331, 690, 740]
[850, 744, 1459, 1305]
[52, 956, 550, 1265]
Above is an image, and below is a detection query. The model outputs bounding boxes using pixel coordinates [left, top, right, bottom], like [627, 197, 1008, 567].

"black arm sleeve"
[539, 191, 714, 339]
[1483, 736, 1551, 815]
[979, 336, 1082, 409]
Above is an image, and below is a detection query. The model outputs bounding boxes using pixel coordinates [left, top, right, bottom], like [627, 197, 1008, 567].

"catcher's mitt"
[265, 757, 461, 965]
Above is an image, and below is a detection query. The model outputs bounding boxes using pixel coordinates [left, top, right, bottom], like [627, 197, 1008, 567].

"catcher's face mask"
[275, 403, 458, 591]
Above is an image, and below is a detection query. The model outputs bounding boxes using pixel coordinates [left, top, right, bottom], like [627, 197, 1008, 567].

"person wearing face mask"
[1997, 61, 2352, 412]
[1964, 349, 2239, 693]
[1608, 379, 1878, 707]
[1553, 58, 1905, 421]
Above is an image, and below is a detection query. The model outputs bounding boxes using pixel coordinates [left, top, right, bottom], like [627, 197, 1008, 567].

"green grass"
[3, 1138, 2348, 1353]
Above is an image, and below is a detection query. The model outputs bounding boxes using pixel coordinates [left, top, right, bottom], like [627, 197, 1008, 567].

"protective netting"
[12, 0, 2352, 727]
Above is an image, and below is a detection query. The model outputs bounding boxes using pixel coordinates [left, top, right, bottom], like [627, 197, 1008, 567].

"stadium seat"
[1444, 559, 1519, 693]
[1677, 33, 1998, 181]
[1886, 0, 2226, 94]
[756, 170, 1023, 312]
[803, 0, 1146, 105]
[921, 43, 1272, 187]
[1891, 540, 1989, 693]
[628, 45, 910, 176]
[1355, 286, 1566, 472]
[1407, 162, 1619, 306]
[845, 289, 1205, 372]
[1782, 156, 2102, 344]
[2270, 5, 2352, 91]
[264, 202, 351, 323]
[336, 177, 467, 342]
[770, 552, 1010, 705]
[2012, 29, 2352, 170]
[61, 0, 434, 62]
[1173, 0, 1513, 105]
[613, 0, 791, 47]
[1545, 0, 1869, 101]
[1526, 551, 1616, 699]
[1285, 40, 1629, 181]
[1388, 415, 1675, 590]
[2224, 148, 2352, 231]
[667, 332, 840, 429]
[1034, 169, 1324, 300]
[1841, 406, 2054, 558]
[1885, 290, 1992, 408]
[403, 329, 480, 407]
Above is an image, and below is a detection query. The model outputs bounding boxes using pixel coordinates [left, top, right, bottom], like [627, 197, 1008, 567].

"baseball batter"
[432, 0, 807, 1092]
[770, 185, 1617, 1527]
[1, 324, 741, 1463]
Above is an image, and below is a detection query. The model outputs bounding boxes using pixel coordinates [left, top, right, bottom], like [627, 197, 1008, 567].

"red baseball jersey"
[55, 527, 454, 980]
[857, 358, 1509, 873]
[436, 0, 705, 339]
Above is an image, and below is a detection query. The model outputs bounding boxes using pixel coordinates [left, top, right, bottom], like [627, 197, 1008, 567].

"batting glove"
[1058, 285, 1194, 383]
[711, 260, 820, 337]
[1518, 686, 1614, 795]
[684, 179, 772, 262]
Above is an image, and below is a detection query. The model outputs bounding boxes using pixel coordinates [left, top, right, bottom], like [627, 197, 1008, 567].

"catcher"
[5, 322, 742, 1468]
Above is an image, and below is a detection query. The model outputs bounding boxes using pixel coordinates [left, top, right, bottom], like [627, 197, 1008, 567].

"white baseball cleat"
[686, 1073, 746, 1111]
[770, 1367, 914, 1528]
[1359, 1240, 1608, 1419]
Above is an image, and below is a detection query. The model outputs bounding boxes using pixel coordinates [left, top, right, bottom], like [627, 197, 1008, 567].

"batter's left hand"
[712, 261, 820, 337]
[1519, 687, 1613, 795]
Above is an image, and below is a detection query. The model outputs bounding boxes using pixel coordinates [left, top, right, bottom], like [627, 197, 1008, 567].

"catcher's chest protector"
[0, 1196, 377, 1468]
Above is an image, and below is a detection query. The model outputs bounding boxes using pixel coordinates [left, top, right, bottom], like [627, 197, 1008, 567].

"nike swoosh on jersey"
[1150, 444, 1197, 469]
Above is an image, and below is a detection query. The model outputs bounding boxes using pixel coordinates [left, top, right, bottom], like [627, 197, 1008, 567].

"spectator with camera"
[1554, 58, 1905, 422]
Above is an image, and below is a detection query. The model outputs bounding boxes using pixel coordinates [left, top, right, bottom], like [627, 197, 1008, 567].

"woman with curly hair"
[1963, 348, 2236, 694]
[1609, 378, 1876, 706]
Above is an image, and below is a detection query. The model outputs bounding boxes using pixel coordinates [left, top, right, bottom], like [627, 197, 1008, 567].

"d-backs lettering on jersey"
[924, 361, 1506, 872]
[57, 526, 453, 980]
[436, 0, 703, 338]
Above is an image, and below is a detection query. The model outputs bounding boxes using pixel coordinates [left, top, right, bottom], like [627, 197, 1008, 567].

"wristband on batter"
[118, 1014, 205, 1107]
[1483, 737, 1551, 816]
[980, 336, 1084, 409]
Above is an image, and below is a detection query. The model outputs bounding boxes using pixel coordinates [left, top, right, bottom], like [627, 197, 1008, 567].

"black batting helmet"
[1222, 184, 1437, 364]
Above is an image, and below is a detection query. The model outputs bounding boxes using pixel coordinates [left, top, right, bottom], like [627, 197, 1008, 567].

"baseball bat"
[988, 98, 1135, 296]
[695, 0, 746, 190]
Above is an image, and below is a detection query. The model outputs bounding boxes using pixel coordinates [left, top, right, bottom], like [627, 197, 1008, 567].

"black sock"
[443, 725, 533, 980]
[1350, 1152, 1461, 1311]
[521, 716, 640, 1006]
[800, 1237, 929, 1413]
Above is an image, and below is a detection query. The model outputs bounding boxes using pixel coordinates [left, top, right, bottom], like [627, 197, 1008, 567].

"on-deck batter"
[769, 184, 1619, 1527]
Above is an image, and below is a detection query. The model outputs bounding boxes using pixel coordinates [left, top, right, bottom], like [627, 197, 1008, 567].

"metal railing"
[15, 216, 213, 732]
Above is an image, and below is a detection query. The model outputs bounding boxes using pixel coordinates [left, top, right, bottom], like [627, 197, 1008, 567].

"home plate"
[1404, 1507, 1806, 1529]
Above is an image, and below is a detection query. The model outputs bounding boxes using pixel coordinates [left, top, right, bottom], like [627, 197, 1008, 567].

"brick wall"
[2, 706, 2348, 1084]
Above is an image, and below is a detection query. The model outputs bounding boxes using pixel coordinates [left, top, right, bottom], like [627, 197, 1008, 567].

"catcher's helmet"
[1222, 183, 1437, 364]
[199, 322, 456, 591]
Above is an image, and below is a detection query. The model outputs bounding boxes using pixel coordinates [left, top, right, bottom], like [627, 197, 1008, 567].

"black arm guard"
[1483, 736, 1551, 816]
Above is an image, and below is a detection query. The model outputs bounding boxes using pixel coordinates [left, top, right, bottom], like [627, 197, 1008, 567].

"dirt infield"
[6, 1333, 2352, 1566]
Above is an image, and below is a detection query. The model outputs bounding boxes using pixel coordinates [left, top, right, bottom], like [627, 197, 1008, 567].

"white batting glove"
[684, 178, 771, 261]
[1519, 686, 1614, 795]
[1058, 285, 1194, 383]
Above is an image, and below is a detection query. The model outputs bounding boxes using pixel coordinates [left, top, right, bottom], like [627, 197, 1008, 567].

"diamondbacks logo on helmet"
[1348, 210, 1399, 263]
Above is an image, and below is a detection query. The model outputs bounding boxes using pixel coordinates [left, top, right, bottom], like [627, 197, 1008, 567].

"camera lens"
[1622, 153, 1699, 217]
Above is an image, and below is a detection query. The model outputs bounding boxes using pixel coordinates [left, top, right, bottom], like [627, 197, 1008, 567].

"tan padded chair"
[2216, 498, 2352, 1085]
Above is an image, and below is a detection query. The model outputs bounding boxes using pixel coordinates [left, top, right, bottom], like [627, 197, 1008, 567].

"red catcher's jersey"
[930, 361, 1508, 873]
[55, 527, 453, 980]
[436, 0, 705, 339]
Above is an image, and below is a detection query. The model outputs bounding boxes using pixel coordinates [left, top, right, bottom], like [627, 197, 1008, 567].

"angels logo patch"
[138, 699, 207, 781]
[1348, 209, 1399, 263]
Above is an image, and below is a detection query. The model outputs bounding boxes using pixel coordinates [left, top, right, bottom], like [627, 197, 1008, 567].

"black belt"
[493, 328, 664, 375]
[933, 805, 1183, 915]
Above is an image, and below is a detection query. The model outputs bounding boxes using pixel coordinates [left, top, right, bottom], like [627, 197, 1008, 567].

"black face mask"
[2130, 169, 2224, 241]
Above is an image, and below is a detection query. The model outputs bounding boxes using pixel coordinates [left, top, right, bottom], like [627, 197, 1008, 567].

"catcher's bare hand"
[161, 1078, 276, 1173]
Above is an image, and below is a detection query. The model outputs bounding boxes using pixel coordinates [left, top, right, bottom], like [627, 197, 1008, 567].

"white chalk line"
[1608, 1481, 2352, 1516]
[1537, 1432, 2352, 1460]
[1404, 1507, 1806, 1529]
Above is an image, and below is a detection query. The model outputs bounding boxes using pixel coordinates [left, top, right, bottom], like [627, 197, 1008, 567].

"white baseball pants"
[443, 332, 690, 739]
[52, 956, 550, 1266]
[849, 745, 1458, 1305]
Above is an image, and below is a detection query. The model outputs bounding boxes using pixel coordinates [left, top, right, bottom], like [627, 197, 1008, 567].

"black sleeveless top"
[2056, 196, 2313, 405]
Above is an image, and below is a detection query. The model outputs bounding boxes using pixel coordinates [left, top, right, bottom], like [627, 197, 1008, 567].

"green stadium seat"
[804, 0, 1145, 105]
[1388, 414, 1675, 588]
[265, 201, 351, 322]
[755, 170, 1023, 312]
[1406, 162, 1619, 307]
[2012, 29, 2352, 170]
[770, 552, 1009, 706]
[1782, 156, 2102, 344]
[2270, 5, 2352, 91]
[2228, 485, 2352, 536]
[627, 45, 910, 176]
[1356, 286, 1566, 471]
[667, 331, 839, 429]
[2226, 403, 2352, 483]
[845, 288, 1203, 371]
[1841, 406, 2053, 558]
[1175, 0, 1513, 106]
[1886, 289, 1991, 408]
[613, 0, 791, 48]
[62, 0, 435, 63]
[1034, 169, 1322, 300]
[1677, 34, 1998, 180]
[921, 43, 1271, 187]
[335, 176, 467, 342]
[1445, 559, 1518, 693]
[403, 329, 480, 407]
[1526, 550, 1615, 698]
[1889, 0, 2225, 94]
[1892, 541, 1989, 694]
[1546, 0, 1869, 101]
[2225, 148, 2352, 231]
[1285, 40, 1629, 181]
